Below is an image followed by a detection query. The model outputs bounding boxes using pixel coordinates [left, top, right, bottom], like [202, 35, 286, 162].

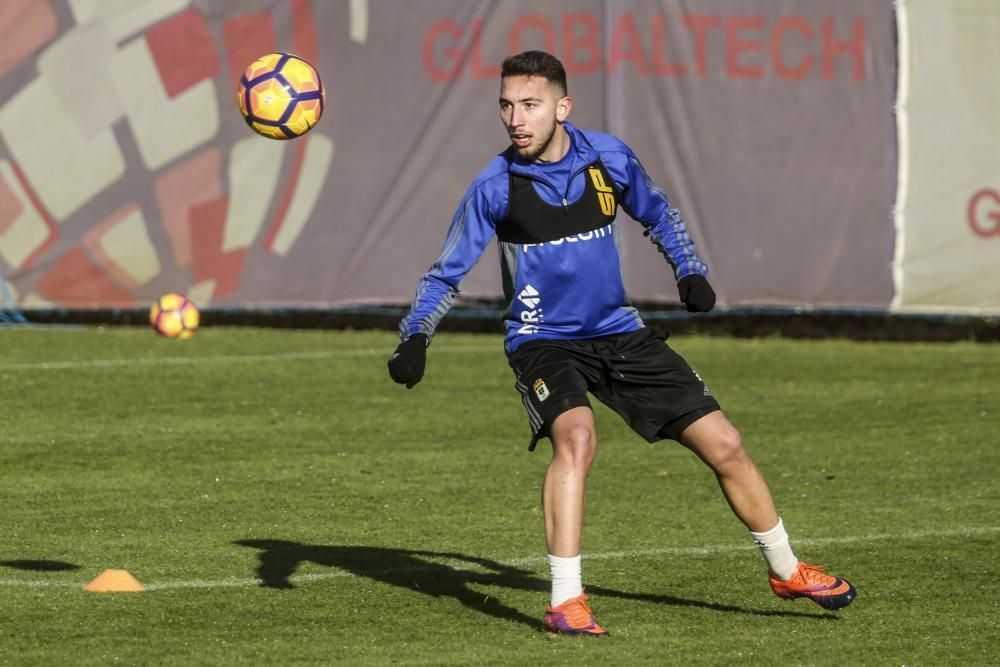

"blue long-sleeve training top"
[399, 121, 708, 354]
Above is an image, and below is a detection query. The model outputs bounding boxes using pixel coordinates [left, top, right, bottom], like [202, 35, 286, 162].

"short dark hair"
[501, 51, 567, 96]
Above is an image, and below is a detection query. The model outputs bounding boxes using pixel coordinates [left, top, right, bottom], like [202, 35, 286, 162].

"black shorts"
[507, 327, 720, 451]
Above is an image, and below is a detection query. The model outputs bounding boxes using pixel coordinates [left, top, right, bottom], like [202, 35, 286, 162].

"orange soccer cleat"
[769, 562, 857, 610]
[543, 593, 609, 636]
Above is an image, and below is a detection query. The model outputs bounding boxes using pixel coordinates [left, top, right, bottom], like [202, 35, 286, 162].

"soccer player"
[388, 50, 855, 636]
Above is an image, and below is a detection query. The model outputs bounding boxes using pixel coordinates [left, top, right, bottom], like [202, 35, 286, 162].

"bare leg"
[680, 411, 779, 533]
[543, 406, 597, 556]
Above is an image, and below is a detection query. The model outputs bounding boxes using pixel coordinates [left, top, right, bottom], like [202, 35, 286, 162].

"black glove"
[388, 334, 428, 389]
[677, 274, 716, 313]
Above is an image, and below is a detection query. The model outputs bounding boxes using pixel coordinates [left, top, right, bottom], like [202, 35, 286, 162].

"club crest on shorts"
[532, 378, 550, 401]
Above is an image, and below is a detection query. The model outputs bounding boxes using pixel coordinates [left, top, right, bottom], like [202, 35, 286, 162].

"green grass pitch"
[1, 326, 997, 664]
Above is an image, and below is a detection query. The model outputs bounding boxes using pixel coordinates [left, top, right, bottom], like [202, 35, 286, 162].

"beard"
[516, 123, 557, 162]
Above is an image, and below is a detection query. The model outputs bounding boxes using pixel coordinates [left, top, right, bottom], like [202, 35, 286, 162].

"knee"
[552, 424, 597, 469]
[703, 425, 749, 470]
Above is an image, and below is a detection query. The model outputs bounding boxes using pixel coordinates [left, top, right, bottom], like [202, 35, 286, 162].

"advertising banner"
[0, 0, 896, 310]
[893, 0, 1000, 314]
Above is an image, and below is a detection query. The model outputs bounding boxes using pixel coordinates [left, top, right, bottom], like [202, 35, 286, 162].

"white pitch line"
[0, 345, 499, 371]
[567, 525, 1000, 563]
[2, 526, 996, 591]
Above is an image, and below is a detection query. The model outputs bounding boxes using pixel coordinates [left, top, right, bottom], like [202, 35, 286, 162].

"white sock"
[750, 518, 799, 580]
[548, 554, 583, 607]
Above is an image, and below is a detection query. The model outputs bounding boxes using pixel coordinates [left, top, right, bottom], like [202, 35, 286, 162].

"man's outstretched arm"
[613, 151, 716, 312]
[389, 186, 499, 388]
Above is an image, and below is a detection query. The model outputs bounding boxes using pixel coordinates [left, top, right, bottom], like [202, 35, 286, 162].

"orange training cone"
[84, 569, 145, 592]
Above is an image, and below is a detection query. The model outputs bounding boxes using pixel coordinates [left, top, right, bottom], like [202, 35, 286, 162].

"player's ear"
[556, 96, 572, 122]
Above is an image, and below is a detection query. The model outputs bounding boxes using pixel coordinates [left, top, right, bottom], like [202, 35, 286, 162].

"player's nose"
[509, 105, 525, 128]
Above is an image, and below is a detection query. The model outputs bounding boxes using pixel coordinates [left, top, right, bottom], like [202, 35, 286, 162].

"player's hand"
[677, 274, 716, 313]
[388, 334, 428, 389]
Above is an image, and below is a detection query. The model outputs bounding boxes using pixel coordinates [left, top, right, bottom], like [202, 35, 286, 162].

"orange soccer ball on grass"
[150, 293, 200, 339]
[237, 52, 325, 140]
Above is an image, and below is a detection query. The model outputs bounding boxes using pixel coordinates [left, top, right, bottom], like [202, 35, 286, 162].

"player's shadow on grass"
[235, 539, 830, 629]
[1, 559, 80, 572]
